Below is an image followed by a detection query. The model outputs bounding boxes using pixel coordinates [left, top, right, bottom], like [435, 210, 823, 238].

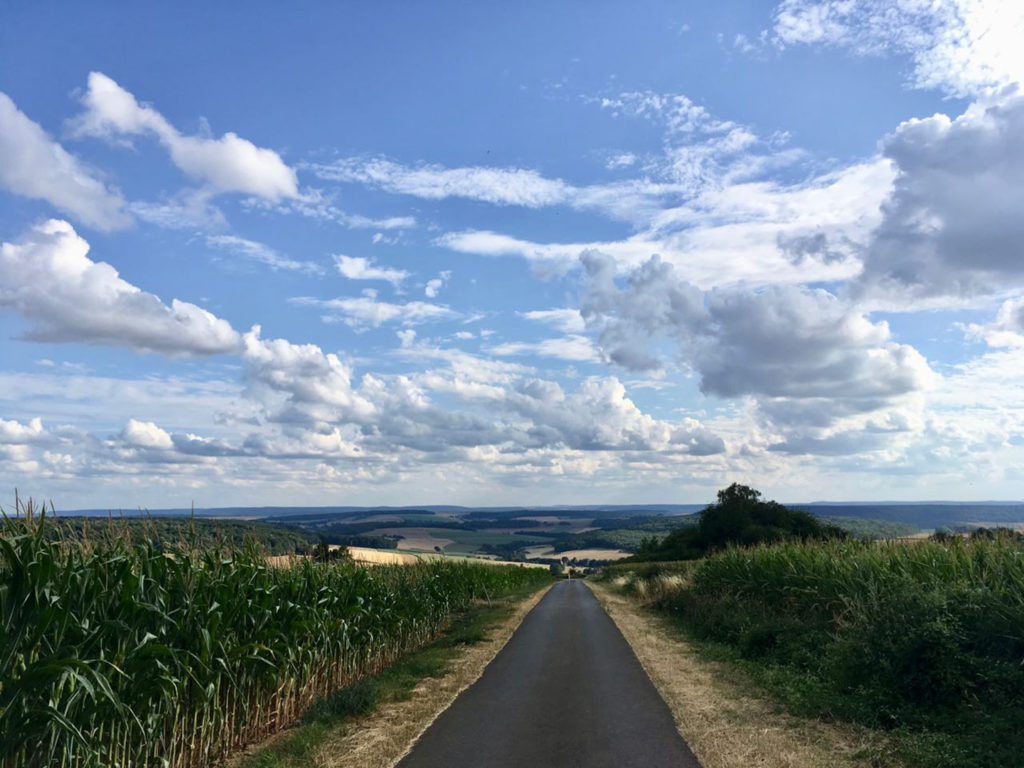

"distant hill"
[54, 501, 1024, 531]
[793, 503, 1024, 531]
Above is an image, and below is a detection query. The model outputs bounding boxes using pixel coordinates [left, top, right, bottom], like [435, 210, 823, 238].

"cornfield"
[630, 535, 1024, 766]
[0, 502, 550, 767]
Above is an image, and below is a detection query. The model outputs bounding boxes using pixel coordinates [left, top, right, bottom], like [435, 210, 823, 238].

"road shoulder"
[589, 580, 894, 768]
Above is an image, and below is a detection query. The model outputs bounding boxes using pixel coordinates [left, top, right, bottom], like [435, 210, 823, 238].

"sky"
[2, 0, 1024, 508]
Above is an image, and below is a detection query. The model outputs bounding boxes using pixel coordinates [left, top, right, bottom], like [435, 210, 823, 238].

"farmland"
[0, 504, 550, 768]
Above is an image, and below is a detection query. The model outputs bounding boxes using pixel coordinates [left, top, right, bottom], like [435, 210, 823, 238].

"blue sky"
[2, 0, 1024, 508]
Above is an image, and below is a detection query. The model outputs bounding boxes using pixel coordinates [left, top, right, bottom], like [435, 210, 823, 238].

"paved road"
[398, 580, 701, 768]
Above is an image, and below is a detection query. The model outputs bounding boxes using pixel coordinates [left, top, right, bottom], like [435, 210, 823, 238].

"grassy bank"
[608, 535, 1024, 768]
[0, 508, 550, 768]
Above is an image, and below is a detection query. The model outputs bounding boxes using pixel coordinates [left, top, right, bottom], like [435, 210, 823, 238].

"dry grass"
[315, 584, 555, 768]
[589, 581, 895, 768]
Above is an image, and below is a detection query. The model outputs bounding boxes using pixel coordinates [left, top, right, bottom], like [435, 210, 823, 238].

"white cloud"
[965, 297, 1024, 348]
[580, 253, 934, 431]
[241, 326, 376, 420]
[274, 190, 417, 230]
[605, 152, 638, 170]
[292, 292, 459, 329]
[580, 252, 707, 371]
[71, 72, 299, 200]
[857, 92, 1024, 304]
[334, 254, 408, 286]
[424, 270, 451, 298]
[0, 417, 47, 445]
[771, 0, 1024, 97]
[0, 220, 241, 355]
[0, 92, 130, 229]
[439, 159, 888, 288]
[521, 309, 586, 333]
[130, 190, 227, 231]
[206, 235, 322, 273]
[121, 419, 173, 450]
[502, 376, 724, 454]
[489, 335, 600, 363]
[306, 157, 572, 207]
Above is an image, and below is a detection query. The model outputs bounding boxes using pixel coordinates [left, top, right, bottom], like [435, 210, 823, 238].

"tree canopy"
[633, 483, 846, 561]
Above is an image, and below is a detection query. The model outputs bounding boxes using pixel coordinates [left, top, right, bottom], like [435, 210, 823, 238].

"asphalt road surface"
[398, 579, 701, 768]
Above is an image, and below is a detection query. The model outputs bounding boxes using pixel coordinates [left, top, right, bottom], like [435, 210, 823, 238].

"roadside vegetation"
[0, 500, 550, 768]
[606, 485, 1024, 768]
[235, 580, 545, 768]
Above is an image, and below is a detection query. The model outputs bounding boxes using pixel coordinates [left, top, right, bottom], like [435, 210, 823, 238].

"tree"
[630, 483, 846, 562]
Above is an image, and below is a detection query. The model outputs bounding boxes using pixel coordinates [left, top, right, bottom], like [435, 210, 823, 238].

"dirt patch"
[316, 584, 554, 768]
[590, 582, 890, 768]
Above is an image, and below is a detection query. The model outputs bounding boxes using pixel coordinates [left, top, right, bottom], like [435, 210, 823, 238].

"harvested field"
[346, 547, 422, 565]
[370, 527, 455, 551]
[525, 545, 632, 561]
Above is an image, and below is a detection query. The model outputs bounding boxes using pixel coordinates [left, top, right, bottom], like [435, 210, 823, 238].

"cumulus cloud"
[241, 326, 376, 421]
[504, 376, 724, 454]
[0, 220, 241, 355]
[580, 253, 933, 429]
[857, 93, 1024, 304]
[120, 418, 173, 450]
[697, 287, 932, 404]
[0, 92, 130, 229]
[965, 297, 1024, 348]
[581, 251, 706, 371]
[71, 72, 299, 200]
[0, 417, 47, 445]
[292, 291, 459, 330]
[334, 254, 408, 285]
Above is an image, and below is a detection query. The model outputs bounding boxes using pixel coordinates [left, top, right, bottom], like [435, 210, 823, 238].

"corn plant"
[0, 500, 549, 767]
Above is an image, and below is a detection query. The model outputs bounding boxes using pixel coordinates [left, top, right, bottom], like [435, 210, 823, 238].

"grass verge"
[234, 581, 550, 768]
[590, 579, 896, 768]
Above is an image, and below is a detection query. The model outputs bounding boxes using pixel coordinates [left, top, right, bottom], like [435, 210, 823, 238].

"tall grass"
[0, 501, 549, 767]
[628, 536, 1024, 767]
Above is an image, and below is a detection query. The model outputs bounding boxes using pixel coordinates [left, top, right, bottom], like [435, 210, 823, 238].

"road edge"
[317, 581, 556, 768]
